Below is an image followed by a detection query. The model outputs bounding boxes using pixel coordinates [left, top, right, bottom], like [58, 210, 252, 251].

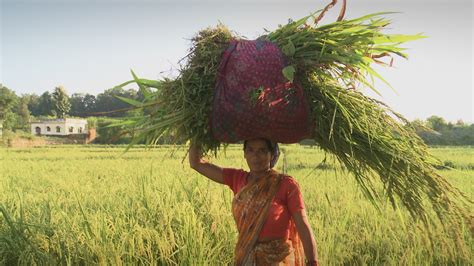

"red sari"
[231, 169, 304, 265]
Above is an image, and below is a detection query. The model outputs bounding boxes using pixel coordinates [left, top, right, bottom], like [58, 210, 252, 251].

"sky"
[1, 0, 473, 123]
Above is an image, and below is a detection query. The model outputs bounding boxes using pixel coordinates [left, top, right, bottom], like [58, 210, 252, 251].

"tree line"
[1, 84, 473, 145]
[0, 84, 141, 131]
[411, 117, 474, 146]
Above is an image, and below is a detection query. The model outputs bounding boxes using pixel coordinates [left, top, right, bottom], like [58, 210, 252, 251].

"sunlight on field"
[0, 145, 472, 265]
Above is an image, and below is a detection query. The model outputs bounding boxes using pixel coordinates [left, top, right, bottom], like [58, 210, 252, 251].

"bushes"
[93, 118, 179, 145]
[94, 118, 133, 144]
[412, 117, 474, 146]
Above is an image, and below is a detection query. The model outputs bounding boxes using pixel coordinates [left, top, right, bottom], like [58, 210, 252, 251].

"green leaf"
[131, 70, 152, 100]
[105, 118, 139, 128]
[112, 79, 136, 89]
[138, 79, 163, 89]
[282, 65, 296, 83]
[114, 95, 143, 107]
[282, 39, 296, 57]
[372, 34, 426, 44]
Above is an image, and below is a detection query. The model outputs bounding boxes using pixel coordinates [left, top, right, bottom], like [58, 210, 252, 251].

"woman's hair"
[243, 138, 280, 168]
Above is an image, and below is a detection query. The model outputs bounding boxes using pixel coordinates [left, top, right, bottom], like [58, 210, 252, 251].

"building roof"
[31, 118, 87, 124]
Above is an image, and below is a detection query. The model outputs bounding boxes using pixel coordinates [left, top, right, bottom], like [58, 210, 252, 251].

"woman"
[189, 138, 319, 265]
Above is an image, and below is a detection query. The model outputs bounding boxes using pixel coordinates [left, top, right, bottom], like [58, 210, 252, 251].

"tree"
[70, 93, 86, 117]
[426, 116, 447, 132]
[24, 93, 42, 116]
[37, 91, 55, 116]
[410, 119, 426, 132]
[16, 96, 31, 130]
[52, 86, 71, 118]
[83, 94, 97, 115]
[70, 93, 97, 117]
[414, 116, 474, 146]
[0, 85, 19, 116]
[0, 85, 20, 130]
[95, 87, 137, 117]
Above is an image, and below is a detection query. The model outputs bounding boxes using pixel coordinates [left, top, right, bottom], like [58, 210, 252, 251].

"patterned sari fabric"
[232, 170, 304, 265]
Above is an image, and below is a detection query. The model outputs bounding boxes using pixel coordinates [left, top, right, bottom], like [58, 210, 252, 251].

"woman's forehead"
[246, 139, 268, 149]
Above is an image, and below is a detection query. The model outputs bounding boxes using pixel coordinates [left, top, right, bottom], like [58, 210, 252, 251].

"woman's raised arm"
[189, 144, 225, 184]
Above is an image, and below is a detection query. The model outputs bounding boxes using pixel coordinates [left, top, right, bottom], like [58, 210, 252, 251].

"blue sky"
[1, 0, 473, 123]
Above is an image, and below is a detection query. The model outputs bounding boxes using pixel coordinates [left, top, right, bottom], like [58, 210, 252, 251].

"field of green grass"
[0, 145, 472, 265]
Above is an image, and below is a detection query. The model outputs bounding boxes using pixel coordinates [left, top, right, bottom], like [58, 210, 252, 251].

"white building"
[31, 118, 88, 136]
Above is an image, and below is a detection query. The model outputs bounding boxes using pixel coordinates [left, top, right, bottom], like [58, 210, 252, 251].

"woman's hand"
[188, 143, 202, 169]
[188, 143, 225, 184]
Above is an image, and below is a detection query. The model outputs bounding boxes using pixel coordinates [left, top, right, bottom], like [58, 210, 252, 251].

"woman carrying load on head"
[189, 138, 319, 266]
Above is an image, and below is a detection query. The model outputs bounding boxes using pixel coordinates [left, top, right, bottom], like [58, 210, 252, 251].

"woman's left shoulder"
[278, 175, 303, 199]
[279, 174, 300, 187]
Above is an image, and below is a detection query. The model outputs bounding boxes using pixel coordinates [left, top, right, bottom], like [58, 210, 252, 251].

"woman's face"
[244, 139, 272, 172]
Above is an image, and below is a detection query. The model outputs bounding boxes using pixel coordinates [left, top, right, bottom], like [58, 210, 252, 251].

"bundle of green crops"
[114, 9, 472, 236]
